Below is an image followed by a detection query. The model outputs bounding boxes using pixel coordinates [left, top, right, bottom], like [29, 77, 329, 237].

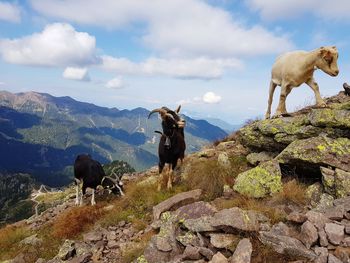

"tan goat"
[265, 46, 339, 119]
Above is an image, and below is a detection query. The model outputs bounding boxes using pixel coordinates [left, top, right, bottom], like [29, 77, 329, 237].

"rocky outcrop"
[234, 92, 350, 200]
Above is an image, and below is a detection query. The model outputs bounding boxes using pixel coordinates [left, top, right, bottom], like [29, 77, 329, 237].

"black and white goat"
[148, 106, 186, 190]
[74, 154, 124, 206]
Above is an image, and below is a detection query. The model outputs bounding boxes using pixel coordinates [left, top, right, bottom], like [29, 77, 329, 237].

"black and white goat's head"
[101, 176, 124, 195]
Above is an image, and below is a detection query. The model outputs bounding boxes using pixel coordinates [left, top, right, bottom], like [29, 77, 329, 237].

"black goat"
[148, 106, 186, 190]
[74, 154, 124, 206]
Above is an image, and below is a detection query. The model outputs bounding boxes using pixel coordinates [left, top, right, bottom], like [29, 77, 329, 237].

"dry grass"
[273, 179, 307, 206]
[213, 195, 286, 224]
[52, 204, 105, 239]
[184, 156, 247, 200]
[99, 182, 188, 227]
[120, 230, 155, 263]
[0, 224, 31, 260]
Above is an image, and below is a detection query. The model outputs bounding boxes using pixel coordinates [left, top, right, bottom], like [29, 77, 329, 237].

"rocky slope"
[1, 91, 349, 263]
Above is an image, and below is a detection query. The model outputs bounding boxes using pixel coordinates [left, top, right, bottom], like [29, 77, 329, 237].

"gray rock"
[183, 216, 216, 232]
[334, 168, 350, 198]
[300, 221, 318, 249]
[107, 240, 119, 249]
[199, 247, 214, 260]
[246, 152, 275, 166]
[324, 205, 344, 220]
[321, 167, 336, 196]
[209, 233, 237, 249]
[66, 253, 92, 263]
[287, 211, 307, 224]
[313, 247, 328, 263]
[58, 240, 75, 260]
[176, 232, 200, 247]
[83, 231, 103, 243]
[305, 211, 330, 230]
[270, 222, 290, 236]
[20, 234, 42, 246]
[153, 189, 202, 220]
[325, 223, 344, 245]
[174, 201, 217, 220]
[211, 207, 261, 232]
[218, 152, 231, 168]
[341, 237, 350, 247]
[210, 252, 228, 263]
[318, 229, 328, 247]
[156, 236, 173, 252]
[259, 231, 316, 260]
[314, 193, 334, 212]
[334, 195, 350, 211]
[328, 254, 343, 263]
[74, 241, 91, 257]
[183, 245, 202, 260]
[230, 238, 252, 263]
[306, 182, 323, 207]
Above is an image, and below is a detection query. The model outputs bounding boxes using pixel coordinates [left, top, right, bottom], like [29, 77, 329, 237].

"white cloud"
[246, 0, 350, 20]
[203, 91, 222, 103]
[0, 2, 21, 23]
[63, 67, 90, 81]
[0, 23, 98, 66]
[177, 91, 221, 105]
[30, 0, 293, 57]
[101, 56, 242, 79]
[106, 77, 125, 89]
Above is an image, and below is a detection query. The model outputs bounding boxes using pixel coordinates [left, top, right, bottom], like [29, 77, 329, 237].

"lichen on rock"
[233, 160, 282, 198]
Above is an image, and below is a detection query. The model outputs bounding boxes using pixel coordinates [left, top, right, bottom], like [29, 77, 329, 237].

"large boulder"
[233, 160, 282, 198]
[259, 231, 316, 260]
[211, 207, 264, 232]
[153, 189, 202, 220]
[277, 136, 350, 172]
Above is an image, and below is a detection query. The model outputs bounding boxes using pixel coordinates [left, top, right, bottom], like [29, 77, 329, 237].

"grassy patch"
[273, 179, 307, 206]
[0, 224, 31, 260]
[184, 156, 247, 200]
[99, 182, 187, 227]
[52, 204, 106, 239]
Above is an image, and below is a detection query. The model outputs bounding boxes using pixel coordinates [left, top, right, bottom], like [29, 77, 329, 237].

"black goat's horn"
[175, 105, 181, 113]
[148, 108, 167, 119]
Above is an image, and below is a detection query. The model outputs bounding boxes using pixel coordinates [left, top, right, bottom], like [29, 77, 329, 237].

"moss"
[233, 161, 282, 198]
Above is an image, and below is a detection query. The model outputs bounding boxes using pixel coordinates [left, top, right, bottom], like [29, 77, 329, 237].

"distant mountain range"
[204, 117, 241, 133]
[0, 91, 227, 186]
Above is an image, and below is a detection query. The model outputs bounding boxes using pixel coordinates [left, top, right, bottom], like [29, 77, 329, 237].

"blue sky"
[0, 0, 350, 124]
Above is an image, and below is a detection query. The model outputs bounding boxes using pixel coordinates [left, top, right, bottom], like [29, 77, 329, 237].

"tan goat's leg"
[265, 81, 277, 119]
[274, 85, 288, 117]
[306, 78, 326, 107]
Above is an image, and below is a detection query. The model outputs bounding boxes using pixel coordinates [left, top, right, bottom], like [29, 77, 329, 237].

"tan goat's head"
[316, 46, 339, 77]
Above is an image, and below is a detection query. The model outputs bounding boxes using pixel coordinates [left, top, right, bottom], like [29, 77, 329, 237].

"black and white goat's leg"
[91, 188, 96, 206]
[75, 178, 81, 206]
[158, 161, 165, 191]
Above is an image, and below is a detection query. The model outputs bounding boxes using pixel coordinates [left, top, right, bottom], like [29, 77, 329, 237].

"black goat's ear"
[175, 105, 181, 113]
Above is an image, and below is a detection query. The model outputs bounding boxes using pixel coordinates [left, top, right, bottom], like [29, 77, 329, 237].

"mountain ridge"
[0, 90, 227, 186]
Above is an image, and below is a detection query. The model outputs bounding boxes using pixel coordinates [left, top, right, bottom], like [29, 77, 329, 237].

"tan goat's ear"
[332, 46, 337, 50]
[319, 47, 327, 55]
